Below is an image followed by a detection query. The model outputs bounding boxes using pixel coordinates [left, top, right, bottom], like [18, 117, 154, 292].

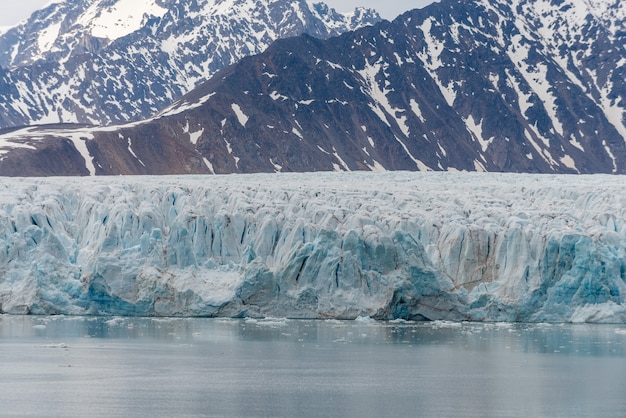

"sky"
[0, 0, 437, 27]
[0, 0, 49, 27]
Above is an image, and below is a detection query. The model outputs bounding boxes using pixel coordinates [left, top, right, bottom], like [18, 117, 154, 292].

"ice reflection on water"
[1, 315, 626, 418]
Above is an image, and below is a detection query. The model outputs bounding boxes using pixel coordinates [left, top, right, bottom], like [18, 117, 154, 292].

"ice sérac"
[1, 172, 625, 323]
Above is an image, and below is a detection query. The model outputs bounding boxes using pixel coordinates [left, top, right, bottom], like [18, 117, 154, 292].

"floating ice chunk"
[355, 316, 376, 323]
[37, 343, 69, 349]
[253, 318, 289, 327]
[105, 317, 126, 326]
[431, 320, 463, 329]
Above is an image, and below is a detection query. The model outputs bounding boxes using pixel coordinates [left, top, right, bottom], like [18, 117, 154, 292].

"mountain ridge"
[0, 0, 624, 176]
[0, 0, 381, 128]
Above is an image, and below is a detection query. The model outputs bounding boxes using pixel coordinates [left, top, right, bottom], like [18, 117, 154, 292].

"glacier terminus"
[1, 172, 625, 323]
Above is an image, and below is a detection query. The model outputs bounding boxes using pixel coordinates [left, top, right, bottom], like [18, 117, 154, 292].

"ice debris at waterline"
[0, 172, 625, 323]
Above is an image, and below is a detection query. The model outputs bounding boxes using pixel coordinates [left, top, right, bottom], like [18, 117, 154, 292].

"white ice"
[0, 172, 625, 323]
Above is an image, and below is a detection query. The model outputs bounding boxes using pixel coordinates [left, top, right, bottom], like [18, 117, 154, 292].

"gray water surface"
[1, 316, 625, 418]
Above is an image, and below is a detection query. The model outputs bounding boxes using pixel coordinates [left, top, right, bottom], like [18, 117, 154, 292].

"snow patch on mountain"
[231, 104, 249, 127]
[36, 21, 62, 52]
[77, 0, 167, 40]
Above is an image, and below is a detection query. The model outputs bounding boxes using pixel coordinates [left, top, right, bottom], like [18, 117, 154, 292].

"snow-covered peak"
[0, 0, 380, 71]
[309, 2, 380, 31]
[2, 0, 168, 67]
[0, 0, 381, 128]
[75, 0, 168, 40]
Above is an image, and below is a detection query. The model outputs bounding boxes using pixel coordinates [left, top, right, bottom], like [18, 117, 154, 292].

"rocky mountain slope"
[0, 0, 380, 128]
[0, 0, 624, 176]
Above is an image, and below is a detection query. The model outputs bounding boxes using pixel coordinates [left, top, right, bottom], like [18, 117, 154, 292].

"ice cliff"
[1, 172, 625, 323]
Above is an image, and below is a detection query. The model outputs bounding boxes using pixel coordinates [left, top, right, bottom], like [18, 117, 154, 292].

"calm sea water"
[1, 315, 625, 418]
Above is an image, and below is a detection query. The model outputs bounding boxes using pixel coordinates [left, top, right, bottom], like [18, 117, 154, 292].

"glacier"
[0, 172, 625, 323]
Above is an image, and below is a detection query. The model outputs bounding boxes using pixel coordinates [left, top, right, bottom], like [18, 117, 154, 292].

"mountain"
[0, 0, 624, 176]
[0, 0, 381, 128]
